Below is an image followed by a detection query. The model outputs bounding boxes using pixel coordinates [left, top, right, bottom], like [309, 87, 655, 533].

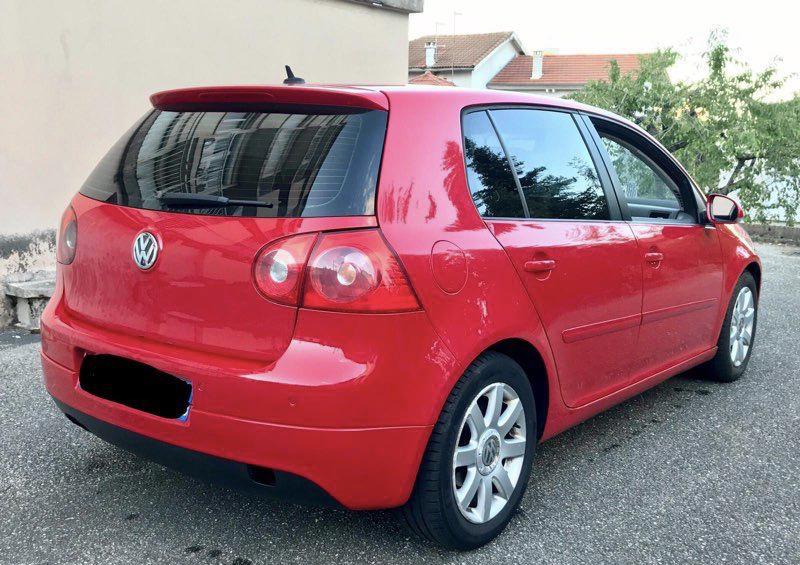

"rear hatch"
[63, 86, 388, 363]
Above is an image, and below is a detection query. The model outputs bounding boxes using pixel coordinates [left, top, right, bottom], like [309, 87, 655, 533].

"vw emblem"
[477, 431, 501, 475]
[482, 436, 500, 467]
[132, 232, 159, 270]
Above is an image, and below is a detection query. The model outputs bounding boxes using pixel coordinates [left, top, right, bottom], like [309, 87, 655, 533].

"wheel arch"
[744, 261, 761, 293]
[486, 338, 550, 440]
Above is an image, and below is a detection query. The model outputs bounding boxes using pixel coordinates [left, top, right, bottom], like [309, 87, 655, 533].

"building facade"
[0, 0, 423, 235]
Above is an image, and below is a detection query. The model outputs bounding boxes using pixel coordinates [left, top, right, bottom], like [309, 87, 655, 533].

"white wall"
[470, 41, 520, 89]
[437, 70, 473, 88]
[489, 84, 581, 98]
[0, 0, 411, 234]
[408, 40, 521, 89]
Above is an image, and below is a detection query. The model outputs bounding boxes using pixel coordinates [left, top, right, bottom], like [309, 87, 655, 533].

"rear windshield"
[80, 108, 387, 217]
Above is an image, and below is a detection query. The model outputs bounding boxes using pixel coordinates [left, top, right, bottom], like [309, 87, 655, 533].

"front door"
[462, 107, 643, 408]
[588, 119, 724, 378]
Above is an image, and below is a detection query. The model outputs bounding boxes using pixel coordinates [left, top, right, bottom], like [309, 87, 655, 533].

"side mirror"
[706, 194, 743, 224]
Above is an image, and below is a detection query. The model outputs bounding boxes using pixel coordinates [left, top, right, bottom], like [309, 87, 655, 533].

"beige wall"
[0, 0, 411, 234]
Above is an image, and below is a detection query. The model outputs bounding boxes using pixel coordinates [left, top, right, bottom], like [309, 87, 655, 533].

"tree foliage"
[569, 32, 800, 224]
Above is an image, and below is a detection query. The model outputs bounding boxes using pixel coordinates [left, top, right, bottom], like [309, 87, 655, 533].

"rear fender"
[375, 91, 565, 441]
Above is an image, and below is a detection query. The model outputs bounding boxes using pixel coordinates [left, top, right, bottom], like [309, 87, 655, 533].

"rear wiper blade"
[157, 193, 273, 208]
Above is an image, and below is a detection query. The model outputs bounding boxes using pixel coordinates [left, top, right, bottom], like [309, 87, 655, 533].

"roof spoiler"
[150, 86, 389, 112]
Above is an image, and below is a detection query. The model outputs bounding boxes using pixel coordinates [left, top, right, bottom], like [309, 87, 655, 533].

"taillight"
[253, 233, 317, 305]
[252, 229, 420, 313]
[57, 206, 78, 265]
[303, 230, 420, 313]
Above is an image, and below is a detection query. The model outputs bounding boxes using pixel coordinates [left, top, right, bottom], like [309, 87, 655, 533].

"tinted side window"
[490, 109, 609, 220]
[462, 111, 526, 218]
[601, 135, 682, 206]
[592, 120, 698, 224]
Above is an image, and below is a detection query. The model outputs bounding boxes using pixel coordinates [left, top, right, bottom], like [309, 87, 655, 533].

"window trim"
[460, 108, 528, 219]
[485, 110, 531, 218]
[580, 113, 705, 225]
[460, 104, 623, 223]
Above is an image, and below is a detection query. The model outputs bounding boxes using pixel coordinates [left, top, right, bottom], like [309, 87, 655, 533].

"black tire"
[702, 270, 759, 382]
[401, 351, 536, 550]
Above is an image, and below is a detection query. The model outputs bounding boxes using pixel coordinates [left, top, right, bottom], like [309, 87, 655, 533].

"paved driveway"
[1, 243, 798, 564]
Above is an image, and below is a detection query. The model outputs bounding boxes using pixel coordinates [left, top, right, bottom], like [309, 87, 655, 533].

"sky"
[408, 0, 799, 97]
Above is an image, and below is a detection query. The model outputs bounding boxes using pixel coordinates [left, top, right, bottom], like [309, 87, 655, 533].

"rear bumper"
[53, 398, 339, 506]
[42, 351, 431, 509]
[39, 287, 457, 509]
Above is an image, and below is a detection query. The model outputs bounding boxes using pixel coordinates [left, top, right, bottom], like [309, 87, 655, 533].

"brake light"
[57, 206, 78, 264]
[253, 233, 317, 305]
[252, 230, 420, 312]
[303, 230, 420, 313]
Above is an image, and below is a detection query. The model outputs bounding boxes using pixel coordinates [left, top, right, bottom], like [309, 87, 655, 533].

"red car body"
[41, 85, 760, 510]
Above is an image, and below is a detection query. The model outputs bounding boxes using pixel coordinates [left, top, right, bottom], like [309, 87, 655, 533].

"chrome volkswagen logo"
[477, 430, 501, 475]
[482, 436, 500, 467]
[132, 232, 159, 270]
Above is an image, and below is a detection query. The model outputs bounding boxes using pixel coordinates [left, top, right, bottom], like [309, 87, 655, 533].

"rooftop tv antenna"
[283, 65, 305, 85]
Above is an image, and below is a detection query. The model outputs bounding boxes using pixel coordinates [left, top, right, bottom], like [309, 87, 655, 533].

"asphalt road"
[1, 243, 798, 565]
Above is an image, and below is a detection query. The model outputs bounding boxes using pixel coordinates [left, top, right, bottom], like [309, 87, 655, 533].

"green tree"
[569, 32, 800, 224]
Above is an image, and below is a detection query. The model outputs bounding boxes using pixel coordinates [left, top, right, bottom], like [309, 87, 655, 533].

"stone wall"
[0, 230, 56, 279]
[0, 292, 12, 328]
[1, 231, 56, 329]
[744, 224, 800, 245]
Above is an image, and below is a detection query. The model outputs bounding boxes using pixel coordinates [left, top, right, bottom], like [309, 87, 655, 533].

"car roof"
[373, 84, 634, 125]
[150, 83, 640, 136]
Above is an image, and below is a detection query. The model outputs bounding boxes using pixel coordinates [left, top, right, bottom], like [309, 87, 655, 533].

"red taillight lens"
[253, 233, 317, 305]
[303, 230, 420, 313]
[57, 206, 78, 265]
[308, 245, 379, 303]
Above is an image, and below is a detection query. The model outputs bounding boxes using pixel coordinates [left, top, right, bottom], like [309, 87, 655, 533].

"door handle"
[644, 252, 664, 263]
[524, 259, 556, 273]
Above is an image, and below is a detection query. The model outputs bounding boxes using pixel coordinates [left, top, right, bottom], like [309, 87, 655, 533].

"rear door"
[66, 91, 388, 363]
[584, 115, 724, 377]
[463, 107, 643, 408]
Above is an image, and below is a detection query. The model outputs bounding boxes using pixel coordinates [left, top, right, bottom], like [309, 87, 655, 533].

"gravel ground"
[1, 243, 798, 565]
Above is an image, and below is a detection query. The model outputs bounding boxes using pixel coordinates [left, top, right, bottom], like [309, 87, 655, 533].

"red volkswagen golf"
[41, 84, 760, 549]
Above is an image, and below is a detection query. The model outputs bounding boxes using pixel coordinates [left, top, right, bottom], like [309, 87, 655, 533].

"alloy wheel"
[729, 287, 755, 367]
[452, 382, 527, 524]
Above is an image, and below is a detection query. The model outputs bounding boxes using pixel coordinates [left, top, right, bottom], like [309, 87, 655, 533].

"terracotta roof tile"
[489, 53, 646, 86]
[409, 32, 515, 70]
[408, 71, 456, 86]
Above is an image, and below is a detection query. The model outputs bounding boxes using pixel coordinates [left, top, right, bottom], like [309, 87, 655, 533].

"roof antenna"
[283, 65, 305, 85]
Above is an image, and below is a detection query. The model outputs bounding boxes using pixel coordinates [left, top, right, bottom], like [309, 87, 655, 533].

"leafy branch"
[569, 31, 800, 225]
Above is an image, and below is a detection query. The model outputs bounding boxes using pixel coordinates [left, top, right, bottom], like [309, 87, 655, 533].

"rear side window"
[462, 111, 526, 218]
[80, 108, 387, 217]
[488, 109, 609, 221]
